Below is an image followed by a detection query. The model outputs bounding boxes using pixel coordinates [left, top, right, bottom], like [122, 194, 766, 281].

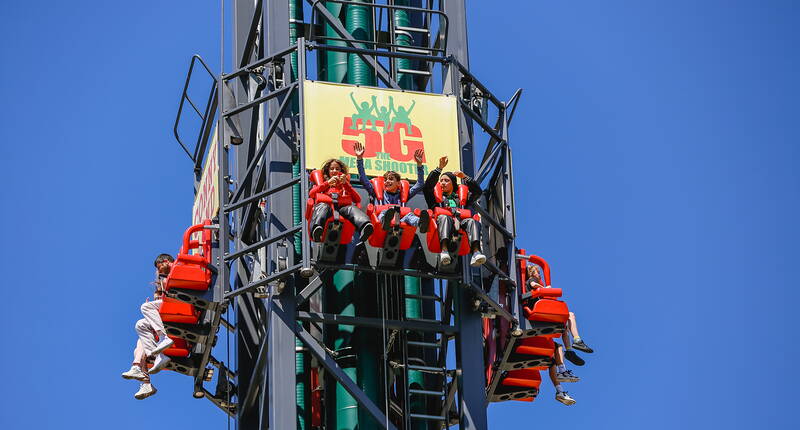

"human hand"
[414, 149, 425, 165]
[327, 176, 340, 186]
[438, 156, 448, 169]
[454, 171, 466, 179]
[354, 142, 365, 159]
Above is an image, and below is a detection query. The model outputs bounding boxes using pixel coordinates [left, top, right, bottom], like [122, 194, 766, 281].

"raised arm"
[349, 92, 360, 110]
[406, 100, 416, 115]
[354, 142, 376, 198]
[407, 149, 426, 198]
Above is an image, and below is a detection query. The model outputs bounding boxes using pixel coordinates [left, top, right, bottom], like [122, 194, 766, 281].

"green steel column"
[346, 3, 379, 429]
[393, 2, 427, 426]
[290, 1, 308, 429]
[346, 0, 376, 86]
[392, 0, 416, 89]
[321, 2, 348, 83]
[330, 270, 358, 429]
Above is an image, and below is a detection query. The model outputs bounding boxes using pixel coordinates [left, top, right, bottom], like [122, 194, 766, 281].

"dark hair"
[154, 253, 174, 267]
[321, 158, 348, 180]
[383, 171, 401, 182]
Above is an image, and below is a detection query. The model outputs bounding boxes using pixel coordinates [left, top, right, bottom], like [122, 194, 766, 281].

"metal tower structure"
[169, 1, 532, 429]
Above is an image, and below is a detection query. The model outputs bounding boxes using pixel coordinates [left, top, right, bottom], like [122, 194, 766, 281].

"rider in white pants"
[121, 254, 176, 399]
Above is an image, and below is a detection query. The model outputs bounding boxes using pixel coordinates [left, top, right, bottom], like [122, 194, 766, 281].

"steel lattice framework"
[170, 1, 526, 429]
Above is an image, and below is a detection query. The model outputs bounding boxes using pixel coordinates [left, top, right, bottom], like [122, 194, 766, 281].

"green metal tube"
[345, 3, 379, 429]
[392, 0, 416, 89]
[322, 2, 348, 83]
[331, 270, 358, 429]
[394, 3, 427, 426]
[346, 0, 376, 86]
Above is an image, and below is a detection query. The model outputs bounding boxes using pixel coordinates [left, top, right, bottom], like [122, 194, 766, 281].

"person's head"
[154, 253, 175, 274]
[383, 171, 401, 193]
[439, 172, 457, 194]
[361, 102, 370, 110]
[322, 158, 348, 180]
[527, 265, 542, 282]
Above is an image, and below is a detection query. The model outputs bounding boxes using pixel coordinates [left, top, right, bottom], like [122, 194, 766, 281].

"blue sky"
[1, 1, 798, 429]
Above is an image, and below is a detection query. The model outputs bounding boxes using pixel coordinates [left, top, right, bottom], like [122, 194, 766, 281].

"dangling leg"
[436, 215, 455, 265]
[552, 344, 577, 405]
[310, 203, 332, 241]
[338, 204, 373, 242]
[568, 311, 593, 353]
[122, 339, 150, 381]
[141, 300, 172, 355]
[461, 217, 485, 266]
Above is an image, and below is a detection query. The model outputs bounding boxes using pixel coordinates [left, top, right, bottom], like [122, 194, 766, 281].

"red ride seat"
[159, 296, 201, 325]
[162, 337, 192, 358]
[502, 369, 542, 389]
[367, 177, 416, 250]
[420, 182, 479, 255]
[305, 170, 359, 244]
[515, 336, 555, 358]
[491, 368, 542, 402]
[518, 253, 570, 337]
[165, 221, 213, 291]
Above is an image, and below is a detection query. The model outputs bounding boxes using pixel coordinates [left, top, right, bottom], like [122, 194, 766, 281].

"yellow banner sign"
[192, 130, 219, 225]
[303, 81, 461, 181]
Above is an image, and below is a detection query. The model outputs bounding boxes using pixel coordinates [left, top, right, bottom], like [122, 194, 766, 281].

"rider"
[309, 158, 374, 243]
[354, 142, 429, 231]
[121, 254, 176, 400]
[527, 264, 594, 366]
[422, 156, 486, 267]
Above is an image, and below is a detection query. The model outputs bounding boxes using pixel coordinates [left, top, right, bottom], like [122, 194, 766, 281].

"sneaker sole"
[557, 377, 580, 383]
[573, 345, 594, 353]
[151, 340, 174, 357]
[122, 373, 148, 381]
[135, 386, 158, 400]
[470, 257, 486, 267]
[556, 397, 576, 406]
[149, 358, 171, 375]
[564, 351, 585, 366]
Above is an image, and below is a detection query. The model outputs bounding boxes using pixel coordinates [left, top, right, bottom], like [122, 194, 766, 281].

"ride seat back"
[159, 297, 200, 325]
[523, 298, 569, 324]
[515, 336, 555, 357]
[165, 221, 213, 291]
[502, 369, 542, 389]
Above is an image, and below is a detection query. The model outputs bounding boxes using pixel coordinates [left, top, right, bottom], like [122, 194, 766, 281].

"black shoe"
[572, 340, 593, 354]
[381, 208, 396, 231]
[418, 210, 430, 233]
[564, 350, 585, 366]
[312, 225, 324, 242]
[359, 223, 374, 242]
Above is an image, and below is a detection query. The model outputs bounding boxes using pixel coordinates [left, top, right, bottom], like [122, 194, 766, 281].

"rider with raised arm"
[354, 142, 430, 231]
[422, 156, 486, 267]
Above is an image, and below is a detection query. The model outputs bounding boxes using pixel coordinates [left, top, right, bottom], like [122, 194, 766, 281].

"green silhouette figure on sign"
[349, 93, 379, 131]
[375, 97, 394, 132]
[390, 97, 416, 132]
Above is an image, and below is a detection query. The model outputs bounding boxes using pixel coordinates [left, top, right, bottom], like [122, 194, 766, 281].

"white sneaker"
[151, 337, 174, 356]
[134, 383, 157, 400]
[439, 251, 452, 266]
[121, 365, 148, 381]
[555, 391, 576, 406]
[149, 353, 171, 375]
[469, 252, 486, 267]
[557, 370, 580, 383]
